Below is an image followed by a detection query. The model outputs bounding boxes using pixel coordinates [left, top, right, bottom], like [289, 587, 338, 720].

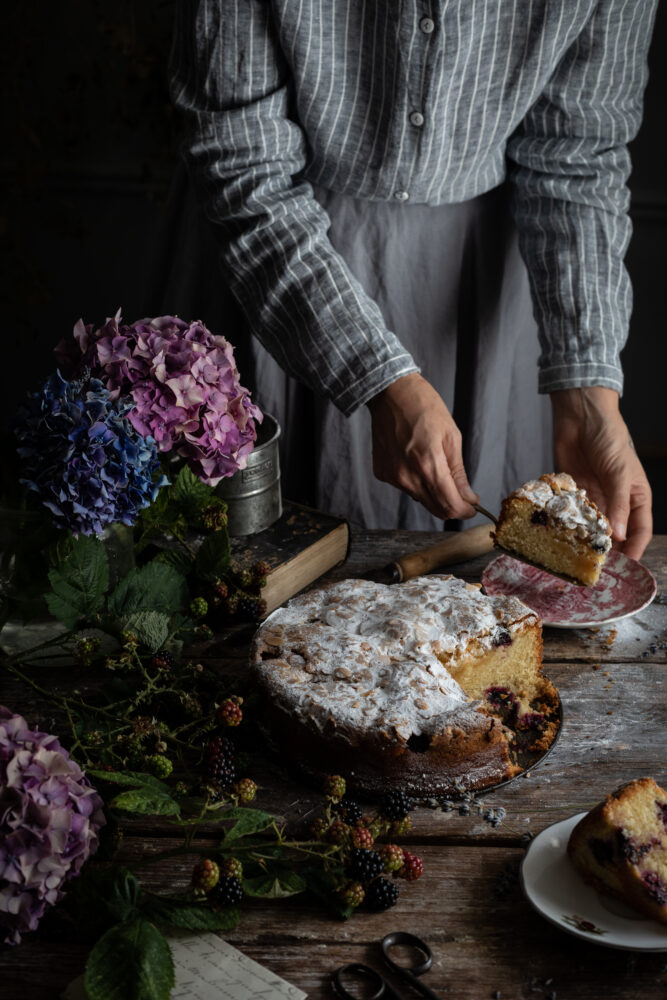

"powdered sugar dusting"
[252, 575, 539, 740]
[513, 473, 611, 553]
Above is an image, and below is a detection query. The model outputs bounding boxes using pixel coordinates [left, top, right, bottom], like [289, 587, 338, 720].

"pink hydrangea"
[0, 707, 105, 945]
[57, 312, 262, 485]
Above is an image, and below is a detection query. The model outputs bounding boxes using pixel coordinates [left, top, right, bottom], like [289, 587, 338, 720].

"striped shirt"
[170, 0, 657, 415]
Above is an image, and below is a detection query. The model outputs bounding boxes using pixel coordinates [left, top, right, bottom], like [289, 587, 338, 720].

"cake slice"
[492, 473, 612, 586]
[567, 778, 667, 924]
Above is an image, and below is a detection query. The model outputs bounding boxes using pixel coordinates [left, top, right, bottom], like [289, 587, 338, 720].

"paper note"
[62, 930, 307, 1000]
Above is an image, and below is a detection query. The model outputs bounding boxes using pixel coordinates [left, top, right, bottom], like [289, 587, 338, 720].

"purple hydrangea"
[0, 707, 105, 945]
[57, 312, 262, 486]
[14, 371, 167, 536]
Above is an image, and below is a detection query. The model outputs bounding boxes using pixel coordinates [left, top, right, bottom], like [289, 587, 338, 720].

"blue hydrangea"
[13, 371, 167, 536]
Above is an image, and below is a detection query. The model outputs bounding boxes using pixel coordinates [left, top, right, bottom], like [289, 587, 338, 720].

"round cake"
[250, 574, 559, 796]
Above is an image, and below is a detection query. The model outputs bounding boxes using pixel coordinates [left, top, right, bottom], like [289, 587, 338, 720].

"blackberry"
[339, 881, 365, 908]
[381, 791, 413, 822]
[251, 560, 271, 584]
[219, 857, 244, 880]
[327, 820, 351, 844]
[234, 778, 257, 803]
[201, 502, 228, 531]
[399, 850, 424, 881]
[351, 826, 374, 850]
[206, 735, 235, 762]
[236, 596, 265, 621]
[218, 699, 243, 727]
[380, 844, 404, 873]
[209, 876, 244, 907]
[150, 650, 175, 671]
[148, 754, 173, 779]
[195, 623, 214, 640]
[206, 736, 236, 787]
[389, 815, 412, 836]
[192, 858, 219, 892]
[309, 817, 330, 839]
[336, 797, 363, 824]
[324, 774, 347, 800]
[189, 597, 209, 619]
[364, 877, 399, 911]
[346, 848, 384, 883]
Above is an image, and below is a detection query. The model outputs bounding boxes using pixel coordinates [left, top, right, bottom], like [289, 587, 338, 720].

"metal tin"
[214, 413, 282, 536]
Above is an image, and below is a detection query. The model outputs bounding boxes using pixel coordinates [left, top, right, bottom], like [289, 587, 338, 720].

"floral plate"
[521, 813, 667, 951]
[482, 549, 657, 628]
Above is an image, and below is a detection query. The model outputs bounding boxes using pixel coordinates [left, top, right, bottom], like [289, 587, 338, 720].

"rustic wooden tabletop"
[2, 532, 666, 999]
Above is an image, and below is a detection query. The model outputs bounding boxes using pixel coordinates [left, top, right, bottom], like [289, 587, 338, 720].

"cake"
[567, 778, 667, 924]
[250, 575, 559, 796]
[492, 473, 612, 586]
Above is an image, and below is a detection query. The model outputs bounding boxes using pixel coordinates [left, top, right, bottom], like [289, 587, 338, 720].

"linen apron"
[148, 165, 553, 531]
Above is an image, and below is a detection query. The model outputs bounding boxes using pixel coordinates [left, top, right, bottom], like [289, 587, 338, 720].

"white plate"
[520, 813, 667, 951]
[482, 549, 657, 628]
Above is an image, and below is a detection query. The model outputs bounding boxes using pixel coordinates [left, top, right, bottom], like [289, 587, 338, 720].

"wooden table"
[3, 532, 666, 999]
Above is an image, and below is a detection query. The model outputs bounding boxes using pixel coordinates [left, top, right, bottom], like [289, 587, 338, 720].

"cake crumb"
[593, 663, 600, 670]
[607, 710, 613, 715]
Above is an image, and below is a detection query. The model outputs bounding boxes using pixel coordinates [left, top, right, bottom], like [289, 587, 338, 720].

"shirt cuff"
[332, 355, 420, 416]
[538, 361, 623, 396]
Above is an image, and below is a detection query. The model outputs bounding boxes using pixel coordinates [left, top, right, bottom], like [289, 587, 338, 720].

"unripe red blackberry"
[195, 623, 214, 640]
[339, 881, 365, 908]
[218, 699, 243, 727]
[192, 858, 219, 892]
[219, 857, 244, 880]
[351, 826, 374, 850]
[398, 850, 424, 881]
[201, 503, 228, 531]
[236, 568, 253, 589]
[214, 579, 229, 601]
[380, 844, 405, 873]
[252, 560, 271, 581]
[327, 820, 351, 844]
[323, 774, 346, 800]
[234, 778, 257, 803]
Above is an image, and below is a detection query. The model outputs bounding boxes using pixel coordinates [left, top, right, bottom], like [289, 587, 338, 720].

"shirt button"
[409, 111, 425, 127]
[419, 16, 435, 34]
[394, 190, 410, 202]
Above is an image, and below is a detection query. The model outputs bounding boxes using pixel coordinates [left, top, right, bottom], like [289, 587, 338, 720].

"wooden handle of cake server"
[394, 524, 495, 581]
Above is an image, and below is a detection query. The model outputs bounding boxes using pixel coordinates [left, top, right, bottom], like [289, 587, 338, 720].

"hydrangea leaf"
[195, 529, 231, 582]
[45, 535, 109, 627]
[144, 897, 240, 931]
[110, 786, 181, 817]
[221, 807, 274, 843]
[243, 870, 307, 898]
[123, 610, 171, 653]
[84, 916, 174, 1000]
[108, 561, 187, 617]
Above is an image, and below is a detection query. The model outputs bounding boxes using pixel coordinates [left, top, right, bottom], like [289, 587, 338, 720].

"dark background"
[1, 1, 665, 529]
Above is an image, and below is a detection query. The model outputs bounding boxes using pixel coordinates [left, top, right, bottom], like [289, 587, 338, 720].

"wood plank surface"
[1, 534, 665, 999]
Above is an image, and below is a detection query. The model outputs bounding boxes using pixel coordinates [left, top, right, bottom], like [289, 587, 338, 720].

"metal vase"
[214, 413, 282, 536]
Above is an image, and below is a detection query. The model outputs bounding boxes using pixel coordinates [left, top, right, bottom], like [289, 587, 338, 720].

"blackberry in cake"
[251, 575, 559, 797]
[492, 473, 612, 586]
[568, 778, 667, 924]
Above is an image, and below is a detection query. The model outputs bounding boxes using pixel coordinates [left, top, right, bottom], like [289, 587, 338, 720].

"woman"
[163, 1, 655, 556]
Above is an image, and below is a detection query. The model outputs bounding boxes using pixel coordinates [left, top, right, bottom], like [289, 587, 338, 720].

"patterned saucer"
[482, 549, 657, 628]
[521, 813, 667, 951]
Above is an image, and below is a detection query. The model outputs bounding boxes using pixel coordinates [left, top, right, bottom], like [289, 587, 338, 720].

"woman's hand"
[551, 387, 652, 559]
[367, 373, 478, 521]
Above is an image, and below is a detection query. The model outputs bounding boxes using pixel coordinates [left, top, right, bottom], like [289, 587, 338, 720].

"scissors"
[332, 931, 442, 1000]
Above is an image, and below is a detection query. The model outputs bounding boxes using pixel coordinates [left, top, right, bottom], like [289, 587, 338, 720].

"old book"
[230, 500, 349, 615]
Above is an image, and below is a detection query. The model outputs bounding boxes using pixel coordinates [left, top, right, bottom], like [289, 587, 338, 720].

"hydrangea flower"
[0, 707, 105, 945]
[14, 371, 167, 536]
[59, 312, 263, 486]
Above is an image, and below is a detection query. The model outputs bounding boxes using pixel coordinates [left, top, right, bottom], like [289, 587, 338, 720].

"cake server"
[363, 523, 494, 584]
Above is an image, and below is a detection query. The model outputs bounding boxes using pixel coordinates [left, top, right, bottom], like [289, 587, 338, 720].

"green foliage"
[243, 870, 307, 899]
[84, 916, 174, 1000]
[108, 562, 188, 618]
[145, 897, 240, 932]
[194, 530, 231, 582]
[123, 610, 171, 653]
[45, 535, 109, 627]
[221, 807, 275, 843]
